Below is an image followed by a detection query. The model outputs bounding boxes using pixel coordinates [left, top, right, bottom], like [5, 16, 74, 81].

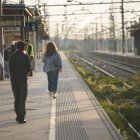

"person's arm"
[57, 53, 62, 72]
[42, 55, 46, 63]
[0, 52, 4, 68]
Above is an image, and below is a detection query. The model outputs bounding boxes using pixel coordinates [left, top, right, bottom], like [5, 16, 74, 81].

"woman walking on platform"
[42, 42, 62, 98]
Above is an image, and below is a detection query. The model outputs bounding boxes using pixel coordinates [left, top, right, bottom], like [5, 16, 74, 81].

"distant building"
[1, 3, 49, 71]
[2, 3, 49, 46]
[127, 19, 140, 55]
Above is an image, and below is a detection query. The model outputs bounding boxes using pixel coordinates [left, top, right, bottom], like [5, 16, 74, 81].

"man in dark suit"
[9, 41, 31, 124]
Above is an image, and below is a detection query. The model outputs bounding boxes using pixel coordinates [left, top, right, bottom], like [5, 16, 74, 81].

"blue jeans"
[47, 71, 58, 93]
[4, 60, 10, 76]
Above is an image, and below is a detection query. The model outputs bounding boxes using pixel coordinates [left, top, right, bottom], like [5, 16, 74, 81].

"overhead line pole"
[0, 0, 4, 80]
[121, 0, 125, 54]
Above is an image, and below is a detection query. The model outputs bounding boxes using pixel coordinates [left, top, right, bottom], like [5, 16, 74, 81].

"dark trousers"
[11, 81, 27, 120]
[47, 71, 58, 93]
[29, 56, 33, 76]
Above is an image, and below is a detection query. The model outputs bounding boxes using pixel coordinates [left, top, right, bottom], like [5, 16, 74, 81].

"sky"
[11, 0, 140, 38]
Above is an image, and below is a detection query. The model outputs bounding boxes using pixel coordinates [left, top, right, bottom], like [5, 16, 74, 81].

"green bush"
[120, 105, 140, 132]
[101, 85, 115, 95]
[134, 96, 140, 105]
[129, 74, 140, 90]
[121, 89, 140, 99]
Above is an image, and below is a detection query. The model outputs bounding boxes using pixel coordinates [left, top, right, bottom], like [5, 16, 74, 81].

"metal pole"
[65, 18, 68, 50]
[56, 23, 59, 48]
[121, 0, 125, 53]
[30, 10, 37, 70]
[95, 19, 98, 50]
[21, 10, 25, 41]
[0, 0, 4, 80]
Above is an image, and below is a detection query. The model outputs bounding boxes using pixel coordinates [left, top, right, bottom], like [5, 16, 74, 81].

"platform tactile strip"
[56, 80, 89, 140]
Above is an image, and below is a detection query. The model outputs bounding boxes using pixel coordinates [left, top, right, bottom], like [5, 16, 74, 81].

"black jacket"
[9, 51, 31, 82]
[4, 49, 11, 61]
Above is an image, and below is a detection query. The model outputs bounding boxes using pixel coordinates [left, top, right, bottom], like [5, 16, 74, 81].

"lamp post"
[0, 0, 4, 80]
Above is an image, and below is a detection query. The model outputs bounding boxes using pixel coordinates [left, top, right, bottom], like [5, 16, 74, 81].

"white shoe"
[48, 92, 52, 97]
[53, 93, 57, 98]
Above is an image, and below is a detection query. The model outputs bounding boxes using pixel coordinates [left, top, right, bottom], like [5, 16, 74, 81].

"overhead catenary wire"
[43, 10, 140, 16]
[27, 1, 140, 7]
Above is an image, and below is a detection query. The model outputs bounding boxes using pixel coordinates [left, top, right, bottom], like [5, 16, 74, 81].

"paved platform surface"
[0, 52, 123, 140]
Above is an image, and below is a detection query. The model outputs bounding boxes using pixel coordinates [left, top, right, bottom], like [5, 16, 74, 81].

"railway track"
[72, 52, 138, 89]
[76, 53, 140, 80]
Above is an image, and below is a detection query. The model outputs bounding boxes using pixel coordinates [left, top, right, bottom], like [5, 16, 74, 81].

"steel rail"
[89, 56, 140, 75]
[95, 56, 140, 69]
[74, 54, 132, 88]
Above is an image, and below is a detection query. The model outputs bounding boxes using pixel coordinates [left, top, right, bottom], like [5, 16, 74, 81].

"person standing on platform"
[25, 39, 34, 76]
[4, 45, 11, 78]
[0, 52, 4, 72]
[9, 41, 31, 124]
[11, 44, 16, 54]
[42, 42, 62, 98]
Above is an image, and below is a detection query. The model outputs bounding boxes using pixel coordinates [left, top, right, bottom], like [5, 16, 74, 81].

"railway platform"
[0, 52, 123, 140]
